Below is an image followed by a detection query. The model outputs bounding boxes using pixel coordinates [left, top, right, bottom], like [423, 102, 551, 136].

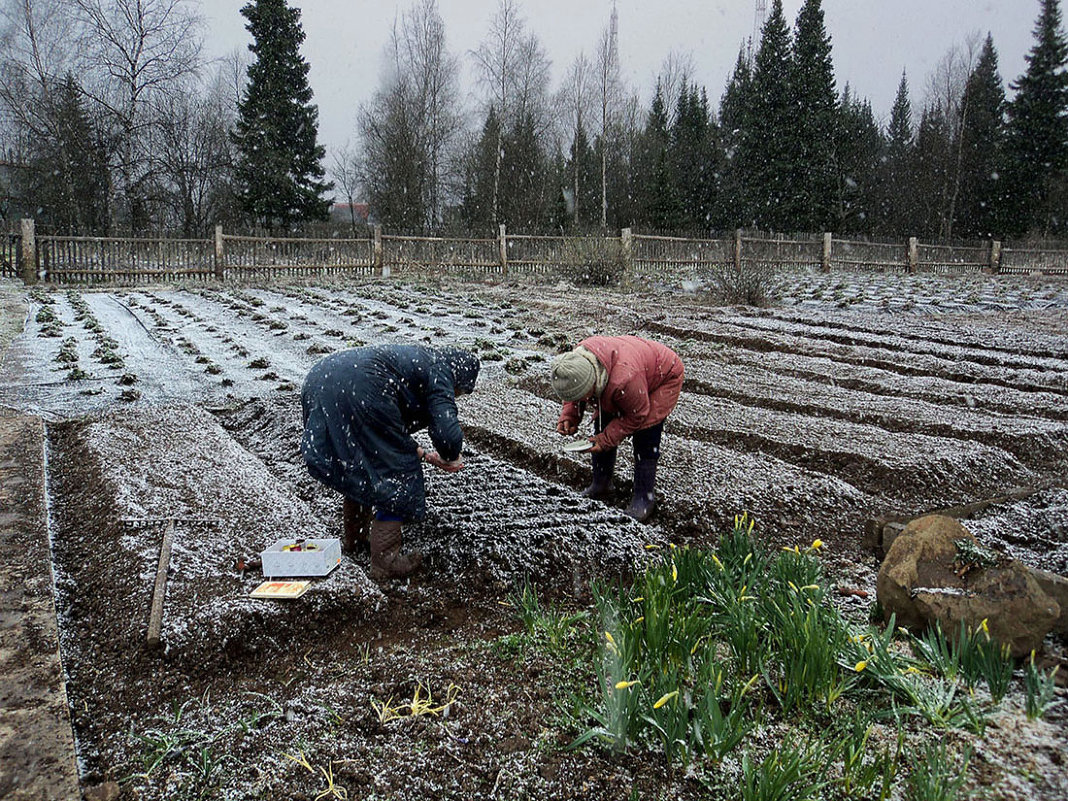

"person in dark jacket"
[301, 345, 480, 579]
[551, 335, 684, 522]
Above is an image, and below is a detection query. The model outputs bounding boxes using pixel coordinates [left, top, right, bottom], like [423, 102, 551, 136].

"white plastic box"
[260, 538, 342, 578]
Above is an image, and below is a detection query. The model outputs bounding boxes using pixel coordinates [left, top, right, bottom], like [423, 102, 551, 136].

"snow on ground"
[216, 393, 662, 586]
[3, 270, 1068, 801]
[53, 402, 381, 661]
[965, 486, 1068, 575]
[2, 272, 1065, 581]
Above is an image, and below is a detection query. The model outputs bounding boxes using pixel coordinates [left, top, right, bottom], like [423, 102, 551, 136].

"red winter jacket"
[557, 335, 684, 449]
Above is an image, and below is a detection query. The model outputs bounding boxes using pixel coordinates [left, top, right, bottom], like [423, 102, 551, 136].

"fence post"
[374, 224, 385, 276]
[620, 227, 633, 275]
[907, 236, 918, 274]
[214, 225, 225, 280]
[821, 232, 832, 272]
[498, 224, 508, 274]
[989, 240, 1002, 274]
[19, 218, 36, 285]
[733, 229, 743, 273]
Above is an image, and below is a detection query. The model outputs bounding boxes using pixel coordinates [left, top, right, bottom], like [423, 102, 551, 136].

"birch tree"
[594, 5, 622, 229]
[72, 0, 203, 229]
[924, 32, 983, 239]
[358, 0, 462, 231]
[556, 52, 597, 226]
[472, 0, 550, 225]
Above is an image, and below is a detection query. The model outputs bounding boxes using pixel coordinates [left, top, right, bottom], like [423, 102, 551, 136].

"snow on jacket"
[300, 345, 479, 520]
[557, 335, 684, 449]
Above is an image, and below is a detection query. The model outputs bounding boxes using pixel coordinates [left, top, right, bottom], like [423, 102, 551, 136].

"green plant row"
[516, 514, 1061, 799]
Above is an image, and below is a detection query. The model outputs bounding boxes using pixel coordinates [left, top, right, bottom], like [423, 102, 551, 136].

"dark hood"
[439, 347, 480, 394]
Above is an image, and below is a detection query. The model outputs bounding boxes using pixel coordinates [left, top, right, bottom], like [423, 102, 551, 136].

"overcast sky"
[202, 0, 1038, 158]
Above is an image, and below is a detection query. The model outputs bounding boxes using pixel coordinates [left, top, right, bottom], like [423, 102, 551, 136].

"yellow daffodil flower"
[653, 691, 679, 709]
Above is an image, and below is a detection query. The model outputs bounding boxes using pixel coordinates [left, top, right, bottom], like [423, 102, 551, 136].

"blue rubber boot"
[625, 457, 658, 523]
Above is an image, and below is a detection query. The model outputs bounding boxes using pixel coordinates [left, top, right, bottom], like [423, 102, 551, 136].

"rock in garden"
[876, 514, 1060, 657]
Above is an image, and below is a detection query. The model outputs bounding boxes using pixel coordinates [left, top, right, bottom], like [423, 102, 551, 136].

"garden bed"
[1, 272, 1067, 799]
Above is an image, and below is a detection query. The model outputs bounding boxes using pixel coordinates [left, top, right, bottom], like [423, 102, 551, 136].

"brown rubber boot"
[369, 519, 423, 579]
[342, 498, 372, 553]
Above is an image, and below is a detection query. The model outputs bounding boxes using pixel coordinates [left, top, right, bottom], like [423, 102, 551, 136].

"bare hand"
[425, 451, 464, 472]
[556, 420, 578, 436]
[588, 437, 609, 454]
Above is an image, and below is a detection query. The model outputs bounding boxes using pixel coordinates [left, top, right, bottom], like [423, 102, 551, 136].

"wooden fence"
[39, 235, 216, 283]
[8, 220, 1068, 285]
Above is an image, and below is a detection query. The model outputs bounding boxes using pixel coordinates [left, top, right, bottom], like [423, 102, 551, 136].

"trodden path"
[0, 409, 79, 801]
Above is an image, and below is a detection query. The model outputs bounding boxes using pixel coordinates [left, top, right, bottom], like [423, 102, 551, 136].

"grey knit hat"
[550, 349, 597, 401]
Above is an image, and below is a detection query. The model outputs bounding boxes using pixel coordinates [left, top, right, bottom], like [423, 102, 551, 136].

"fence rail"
[999, 246, 1068, 275]
[915, 241, 992, 274]
[8, 220, 1068, 285]
[830, 238, 906, 271]
[506, 235, 572, 272]
[382, 233, 498, 273]
[224, 234, 374, 278]
[39, 235, 215, 283]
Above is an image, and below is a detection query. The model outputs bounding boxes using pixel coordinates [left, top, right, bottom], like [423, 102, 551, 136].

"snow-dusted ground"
[3, 270, 1068, 800]
[3, 274, 1066, 569]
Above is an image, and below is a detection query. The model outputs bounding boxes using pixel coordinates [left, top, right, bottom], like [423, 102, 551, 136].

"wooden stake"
[146, 519, 175, 649]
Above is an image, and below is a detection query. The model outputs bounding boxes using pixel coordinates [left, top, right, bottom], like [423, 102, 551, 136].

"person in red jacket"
[550, 335, 684, 522]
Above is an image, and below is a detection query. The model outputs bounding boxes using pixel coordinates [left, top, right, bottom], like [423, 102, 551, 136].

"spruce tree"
[834, 88, 882, 235]
[500, 112, 550, 229]
[912, 104, 953, 240]
[1003, 0, 1068, 237]
[792, 0, 839, 231]
[232, 0, 332, 231]
[634, 82, 682, 231]
[27, 74, 112, 234]
[956, 35, 1007, 239]
[565, 121, 599, 229]
[877, 72, 915, 235]
[739, 0, 797, 232]
[719, 47, 753, 228]
[672, 84, 717, 231]
[460, 109, 501, 230]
